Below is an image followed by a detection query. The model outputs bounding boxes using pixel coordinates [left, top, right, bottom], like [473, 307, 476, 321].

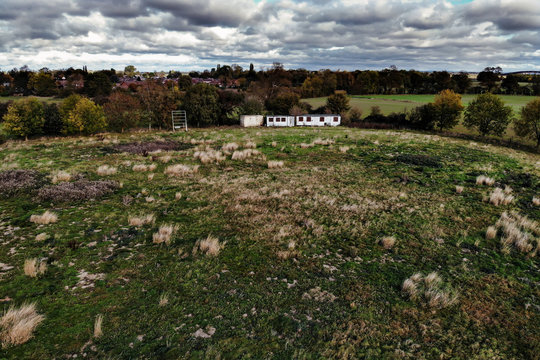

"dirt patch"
[37, 180, 119, 203]
[107, 141, 193, 155]
[0, 170, 45, 197]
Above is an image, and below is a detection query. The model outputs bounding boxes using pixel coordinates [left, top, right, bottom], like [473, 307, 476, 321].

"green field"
[304, 94, 537, 116]
[0, 128, 538, 358]
[0, 96, 62, 104]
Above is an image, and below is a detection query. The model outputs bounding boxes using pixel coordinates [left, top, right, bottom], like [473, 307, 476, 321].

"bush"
[408, 103, 437, 130]
[63, 98, 107, 135]
[2, 98, 45, 139]
[348, 107, 363, 122]
[514, 97, 540, 146]
[103, 92, 142, 132]
[42, 103, 63, 135]
[266, 92, 300, 114]
[464, 93, 513, 136]
[38, 180, 118, 202]
[242, 96, 265, 115]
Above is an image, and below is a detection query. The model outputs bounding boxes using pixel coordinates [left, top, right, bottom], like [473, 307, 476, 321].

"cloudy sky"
[0, 0, 539, 72]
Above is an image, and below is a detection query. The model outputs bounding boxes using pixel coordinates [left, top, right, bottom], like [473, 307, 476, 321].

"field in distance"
[0, 127, 538, 358]
[304, 94, 536, 116]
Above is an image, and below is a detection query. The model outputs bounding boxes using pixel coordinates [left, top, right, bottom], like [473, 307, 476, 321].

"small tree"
[433, 89, 464, 130]
[326, 92, 350, 114]
[464, 93, 513, 137]
[183, 83, 219, 127]
[63, 98, 107, 135]
[514, 97, 540, 146]
[42, 103, 63, 135]
[2, 98, 45, 140]
[408, 103, 437, 130]
[103, 92, 142, 132]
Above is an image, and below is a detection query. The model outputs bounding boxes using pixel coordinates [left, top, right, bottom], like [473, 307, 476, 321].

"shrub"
[0, 170, 44, 197]
[0, 101, 13, 122]
[514, 97, 540, 146]
[408, 103, 437, 130]
[2, 98, 45, 139]
[464, 93, 513, 136]
[63, 98, 107, 135]
[242, 96, 265, 115]
[37, 180, 118, 202]
[348, 106, 363, 122]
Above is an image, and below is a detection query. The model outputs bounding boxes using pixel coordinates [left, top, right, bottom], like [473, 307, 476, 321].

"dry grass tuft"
[96, 165, 117, 176]
[402, 272, 458, 308]
[339, 146, 350, 153]
[486, 226, 497, 240]
[35, 233, 48, 242]
[244, 141, 257, 149]
[0, 303, 44, 347]
[132, 164, 149, 172]
[494, 211, 539, 256]
[476, 175, 495, 186]
[231, 149, 262, 161]
[147, 173, 155, 181]
[193, 148, 226, 164]
[175, 192, 182, 200]
[313, 138, 335, 146]
[221, 142, 239, 153]
[489, 187, 514, 206]
[158, 155, 172, 163]
[300, 143, 314, 149]
[51, 171, 72, 183]
[267, 160, 284, 169]
[152, 224, 178, 245]
[533, 197, 540, 206]
[302, 287, 337, 302]
[196, 235, 226, 256]
[380, 236, 396, 249]
[30, 211, 58, 225]
[455, 185, 464, 194]
[128, 214, 155, 227]
[271, 141, 277, 147]
[23, 258, 47, 278]
[164, 164, 200, 177]
[93, 314, 103, 338]
[159, 294, 169, 306]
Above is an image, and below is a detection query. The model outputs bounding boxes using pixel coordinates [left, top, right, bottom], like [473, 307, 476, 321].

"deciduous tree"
[514, 97, 540, 146]
[2, 98, 45, 139]
[464, 93, 513, 136]
[433, 89, 464, 130]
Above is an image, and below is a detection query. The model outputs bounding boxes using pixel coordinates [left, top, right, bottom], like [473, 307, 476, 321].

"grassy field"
[0, 96, 62, 104]
[0, 128, 539, 359]
[304, 94, 537, 116]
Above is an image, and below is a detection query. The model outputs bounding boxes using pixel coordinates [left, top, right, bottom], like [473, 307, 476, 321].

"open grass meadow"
[304, 94, 537, 117]
[0, 127, 539, 358]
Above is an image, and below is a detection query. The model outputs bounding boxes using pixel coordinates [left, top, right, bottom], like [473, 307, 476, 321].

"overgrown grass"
[0, 127, 538, 358]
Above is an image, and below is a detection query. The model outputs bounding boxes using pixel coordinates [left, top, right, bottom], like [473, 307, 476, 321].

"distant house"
[267, 114, 341, 127]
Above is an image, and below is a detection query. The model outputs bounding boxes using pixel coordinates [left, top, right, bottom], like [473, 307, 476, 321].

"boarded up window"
[333, 117, 338, 122]
[320, 117, 324, 122]
[307, 117, 311, 122]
